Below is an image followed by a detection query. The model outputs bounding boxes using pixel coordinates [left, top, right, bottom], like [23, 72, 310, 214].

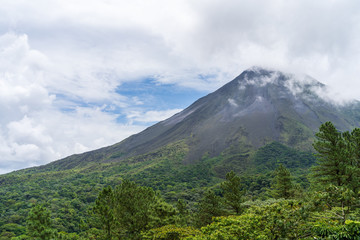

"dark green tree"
[271, 164, 294, 199]
[114, 179, 156, 239]
[345, 128, 360, 193]
[195, 190, 224, 227]
[220, 171, 245, 214]
[93, 186, 115, 240]
[312, 122, 360, 221]
[175, 199, 189, 226]
[150, 197, 177, 228]
[312, 121, 347, 187]
[26, 204, 56, 240]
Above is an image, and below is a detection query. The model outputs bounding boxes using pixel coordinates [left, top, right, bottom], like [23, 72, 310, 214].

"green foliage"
[0, 223, 25, 236]
[26, 204, 57, 240]
[220, 171, 245, 214]
[150, 197, 177, 229]
[254, 141, 316, 171]
[313, 220, 360, 240]
[312, 122, 360, 221]
[312, 121, 347, 187]
[197, 214, 269, 240]
[175, 199, 189, 226]
[2, 122, 360, 239]
[270, 164, 294, 199]
[196, 200, 312, 239]
[141, 225, 202, 240]
[311, 185, 357, 222]
[194, 190, 224, 228]
[92, 186, 115, 239]
[246, 200, 312, 239]
[113, 179, 156, 239]
[91, 180, 178, 239]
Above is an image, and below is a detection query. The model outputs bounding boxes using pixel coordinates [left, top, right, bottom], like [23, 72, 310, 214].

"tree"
[195, 190, 224, 227]
[114, 179, 156, 239]
[312, 122, 360, 221]
[141, 225, 202, 240]
[195, 200, 312, 240]
[26, 204, 56, 240]
[175, 199, 189, 226]
[271, 164, 294, 199]
[312, 121, 347, 187]
[93, 186, 115, 240]
[220, 171, 245, 214]
[150, 197, 177, 229]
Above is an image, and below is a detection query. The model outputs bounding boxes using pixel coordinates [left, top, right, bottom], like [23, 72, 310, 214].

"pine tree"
[312, 122, 360, 220]
[27, 204, 56, 240]
[220, 171, 245, 214]
[271, 164, 294, 199]
[114, 179, 156, 239]
[93, 186, 115, 240]
[195, 190, 224, 227]
[312, 121, 346, 187]
[175, 199, 189, 226]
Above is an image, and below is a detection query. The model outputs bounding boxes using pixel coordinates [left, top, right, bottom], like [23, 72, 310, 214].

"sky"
[1, 0, 360, 174]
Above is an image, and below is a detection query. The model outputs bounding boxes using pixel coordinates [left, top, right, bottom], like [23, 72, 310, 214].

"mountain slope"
[2, 67, 360, 236]
[41, 67, 360, 171]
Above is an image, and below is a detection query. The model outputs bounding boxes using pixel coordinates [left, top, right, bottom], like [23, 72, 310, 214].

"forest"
[1, 121, 360, 239]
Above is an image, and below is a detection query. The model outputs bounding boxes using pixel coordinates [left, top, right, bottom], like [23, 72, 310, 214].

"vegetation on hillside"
[1, 121, 360, 239]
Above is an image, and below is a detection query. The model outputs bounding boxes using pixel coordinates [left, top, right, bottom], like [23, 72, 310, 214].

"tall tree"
[220, 171, 245, 214]
[346, 128, 360, 193]
[312, 121, 346, 187]
[312, 122, 360, 191]
[114, 179, 156, 239]
[195, 190, 224, 227]
[312, 122, 360, 221]
[93, 186, 115, 240]
[271, 164, 294, 199]
[27, 204, 56, 240]
[175, 199, 189, 226]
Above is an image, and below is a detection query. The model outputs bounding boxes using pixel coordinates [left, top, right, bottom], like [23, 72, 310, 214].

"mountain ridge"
[30, 66, 360, 172]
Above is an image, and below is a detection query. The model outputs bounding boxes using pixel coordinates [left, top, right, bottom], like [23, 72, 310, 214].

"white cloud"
[0, 33, 147, 174]
[1, 0, 360, 173]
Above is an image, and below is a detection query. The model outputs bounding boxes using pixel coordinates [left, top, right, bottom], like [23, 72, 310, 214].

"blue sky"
[1, 0, 360, 173]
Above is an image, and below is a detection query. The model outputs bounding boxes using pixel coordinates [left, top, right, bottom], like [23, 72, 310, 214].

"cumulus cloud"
[0, 33, 147, 174]
[1, 0, 360, 173]
[2, 1, 360, 95]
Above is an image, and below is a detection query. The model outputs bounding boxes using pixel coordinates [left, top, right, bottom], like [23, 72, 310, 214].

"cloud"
[0, 33, 148, 174]
[2, 1, 359, 96]
[1, 0, 360, 173]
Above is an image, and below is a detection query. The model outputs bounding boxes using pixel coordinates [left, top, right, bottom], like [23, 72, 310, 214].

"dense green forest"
[1, 121, 360, 239]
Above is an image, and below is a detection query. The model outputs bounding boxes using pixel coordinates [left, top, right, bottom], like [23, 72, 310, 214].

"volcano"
[41, 67, 360, 171]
